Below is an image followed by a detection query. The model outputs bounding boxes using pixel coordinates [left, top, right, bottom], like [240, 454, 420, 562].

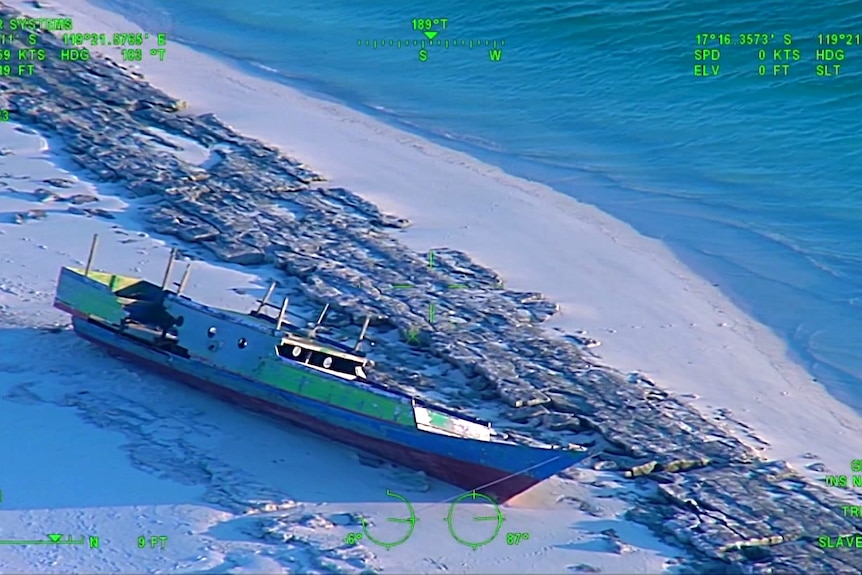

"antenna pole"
[309, 303, 329, 338]
[83, 233, 98, 276]
[275, 296, 289, 331]
[354, 315, 371, 351]
[255, 281, 277, 314]
[316, 303, 330, 326]
[176, 264, 191, 295]
[161, 248, 177, 290]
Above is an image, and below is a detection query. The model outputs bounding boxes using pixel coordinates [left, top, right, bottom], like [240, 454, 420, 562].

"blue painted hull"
[70, 316, 585, 500]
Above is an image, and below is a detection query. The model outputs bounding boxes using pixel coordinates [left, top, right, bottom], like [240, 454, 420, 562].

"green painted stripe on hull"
[255, 358, 415, 426]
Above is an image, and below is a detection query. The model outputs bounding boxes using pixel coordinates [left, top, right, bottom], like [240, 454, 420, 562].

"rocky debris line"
[2, 6, 859, 572]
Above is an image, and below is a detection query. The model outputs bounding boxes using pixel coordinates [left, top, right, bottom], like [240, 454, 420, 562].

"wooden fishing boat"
[53, 235, 587, 501]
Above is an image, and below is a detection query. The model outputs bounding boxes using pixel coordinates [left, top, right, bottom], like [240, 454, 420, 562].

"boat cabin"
[54, 237, 496, 443]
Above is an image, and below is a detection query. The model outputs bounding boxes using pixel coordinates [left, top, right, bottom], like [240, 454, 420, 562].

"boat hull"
[69, 316, 580, 501]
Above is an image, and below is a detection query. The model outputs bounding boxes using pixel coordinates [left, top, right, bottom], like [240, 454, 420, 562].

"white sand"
[0, 0, 859, 572]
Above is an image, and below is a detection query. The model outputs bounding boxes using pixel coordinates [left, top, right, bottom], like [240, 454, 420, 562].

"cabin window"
[237, 338, 248, 349]
[275, 345, 366, 378]
[207, 327, 217, 338]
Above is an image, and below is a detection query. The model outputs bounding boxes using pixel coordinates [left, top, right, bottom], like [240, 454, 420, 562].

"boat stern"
[53, 266, 144, 325]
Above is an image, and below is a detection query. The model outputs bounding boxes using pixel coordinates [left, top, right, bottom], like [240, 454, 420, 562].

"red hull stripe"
[73, 323, 539, 501]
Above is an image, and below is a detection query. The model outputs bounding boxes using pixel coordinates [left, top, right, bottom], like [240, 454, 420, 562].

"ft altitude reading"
[693, 32, 851, 77]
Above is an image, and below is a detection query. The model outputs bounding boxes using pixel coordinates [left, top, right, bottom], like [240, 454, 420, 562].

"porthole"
[237, 338, 248, 349]
[207, 343, 218, 352]
[292, 346, 302, 357]
[323, 357, 332, 368]
[175, 316, 185, 326]
[207, 326, 217, 338]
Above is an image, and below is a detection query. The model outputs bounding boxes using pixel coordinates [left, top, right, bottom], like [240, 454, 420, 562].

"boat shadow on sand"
[0, 325, 468, 508]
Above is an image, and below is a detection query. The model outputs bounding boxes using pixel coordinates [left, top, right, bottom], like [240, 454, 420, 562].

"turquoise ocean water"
[100, 0, 862, 411]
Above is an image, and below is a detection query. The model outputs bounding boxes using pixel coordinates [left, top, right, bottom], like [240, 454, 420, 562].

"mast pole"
[176, 264, 192, 295]
[354, 315, 371, 351]
[275, 296, 289, 331]
[309, 303, 329, 338]
[83, 233, 98, 276]
[161, 248, 177, 290]
[255, 281, 277, 314]
[316, 303, 330, 326]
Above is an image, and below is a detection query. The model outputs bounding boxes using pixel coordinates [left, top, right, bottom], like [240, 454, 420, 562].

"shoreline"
[23, 0, 862, 474]
[2, 0, 862, 572]
[86, 0, 862, 414]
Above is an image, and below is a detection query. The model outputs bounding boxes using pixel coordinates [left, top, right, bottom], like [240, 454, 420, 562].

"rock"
[33, 188, 60, 202]
[625, 461, 657, 477]
[378, 214, 411, 228]
[328, 512, 362, 527]
[504, 404, 550, 423]
[546, 391, 591, 414]
[564, 333, 601, 348]
[13, 209, 47, 223]
[567, 564, 601, 573]
[211, 244, 266, 265]
[41, 177, 75, 188]
[467, 376, 493, 391]
[496, 381, 550, 408]
[599, 528, 635, 554]
[67, 193, 98, 204]
[89, 207, 115, 220]
[544, 413, 585, 432]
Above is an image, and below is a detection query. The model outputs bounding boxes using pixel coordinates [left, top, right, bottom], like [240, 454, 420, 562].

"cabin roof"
[279, 334, 365, 362]
[65, 266, 148, 294]
[249, 309, 363, 356]
[167, 294, 366, 362]
[166, 295, 277, 335]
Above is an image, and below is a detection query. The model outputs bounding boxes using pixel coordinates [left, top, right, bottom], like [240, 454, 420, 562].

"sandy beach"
[1, 0, 861, 572]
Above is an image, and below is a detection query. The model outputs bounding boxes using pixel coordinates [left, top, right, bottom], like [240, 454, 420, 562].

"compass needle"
[362, 490, 417, 549]
[446, 490, 505, 548]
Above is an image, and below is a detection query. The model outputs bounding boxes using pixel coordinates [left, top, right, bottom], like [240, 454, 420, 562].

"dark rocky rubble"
[1, 5, 860, 573]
